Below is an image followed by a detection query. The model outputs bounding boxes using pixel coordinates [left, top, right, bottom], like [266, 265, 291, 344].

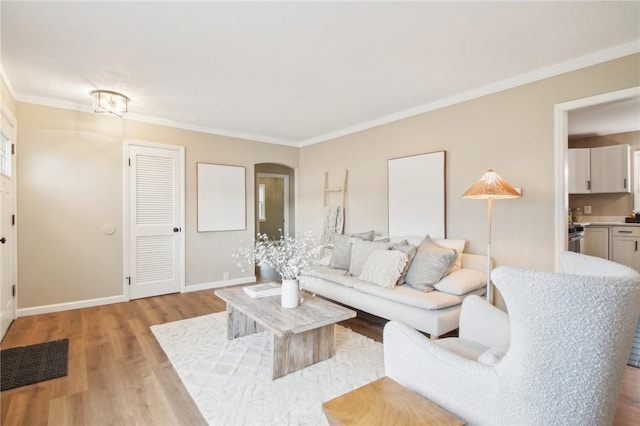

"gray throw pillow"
[348, 239, 390, 276]
[404, 236, 457, 290]
[392, 240, 417, 285]
[329, 231, 375, 270]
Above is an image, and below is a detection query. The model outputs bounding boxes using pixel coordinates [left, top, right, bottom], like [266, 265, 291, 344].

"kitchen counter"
[578, 222, 640, 227]
[574, 215, 640, 227]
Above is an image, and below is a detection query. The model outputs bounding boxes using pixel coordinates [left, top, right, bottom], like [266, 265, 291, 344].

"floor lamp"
[462, 169, 520, 305]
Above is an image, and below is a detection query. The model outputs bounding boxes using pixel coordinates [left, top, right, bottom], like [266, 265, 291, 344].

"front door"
[128, 142, 184, 299]
[0, 109, 16, 340]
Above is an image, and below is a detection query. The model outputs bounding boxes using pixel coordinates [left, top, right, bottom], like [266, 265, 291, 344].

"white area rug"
[151, 312, 384, 425]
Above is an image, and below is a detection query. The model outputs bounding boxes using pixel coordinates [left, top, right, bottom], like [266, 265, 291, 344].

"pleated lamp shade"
[462, 169, 521, 199]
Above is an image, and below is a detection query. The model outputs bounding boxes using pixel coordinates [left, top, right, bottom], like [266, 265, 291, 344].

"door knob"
[0, 237, 5, 244]
[173, 227, 181, 233]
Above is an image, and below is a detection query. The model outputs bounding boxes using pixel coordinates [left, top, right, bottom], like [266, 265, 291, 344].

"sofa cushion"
[358, 249, 408, 289]
[352, 282, 467, 310]
[329, 231, 375, 269]
[434, 268, 487, 295]
[305, 265, 360, 288]
[404, 236, 457, 290]
[348, 239, 390, 276]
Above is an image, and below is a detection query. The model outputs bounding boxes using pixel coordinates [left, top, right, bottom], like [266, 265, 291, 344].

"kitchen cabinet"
[611, 226, 640, 270]
[568, 144, 630, 194]
[568, 148, 590, 194]
[584, 226, 609, 259]
[590, 145, 630, 193]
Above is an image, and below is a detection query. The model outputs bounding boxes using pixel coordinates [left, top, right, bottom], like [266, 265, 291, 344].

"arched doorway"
[254, 163, 295, 239]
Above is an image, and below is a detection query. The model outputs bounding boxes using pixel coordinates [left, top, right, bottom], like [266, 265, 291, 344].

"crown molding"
[5, 40, 639, 148]
[13, 93, 298, 146]
[0, 64, 18, 101]
[124, 113, 298, 147]
[297, 40, 640, 147]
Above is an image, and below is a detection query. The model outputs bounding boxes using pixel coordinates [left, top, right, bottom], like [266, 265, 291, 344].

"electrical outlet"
[223, 272, 229, 281]
[584, 205, 592, 214]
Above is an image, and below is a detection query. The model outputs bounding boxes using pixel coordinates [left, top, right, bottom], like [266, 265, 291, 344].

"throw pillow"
[431, 238, 466, 274]
[348, 239, 390, 276]
[404, 236, 457, 290]
[351, 230, 375, 241]
[433, 269, 487, 295]
[391, 240, 417, 285]
[358, 250, 408, 289]
[329, 230, 376, 269]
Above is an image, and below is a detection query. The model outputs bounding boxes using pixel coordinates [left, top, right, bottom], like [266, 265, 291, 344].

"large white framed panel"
[388, 151, 446, 238]
[197, 163, 246, 232]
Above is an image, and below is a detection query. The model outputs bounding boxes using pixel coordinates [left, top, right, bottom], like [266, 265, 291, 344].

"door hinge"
[11, 214, 15, 226]
[11, 284, 15, 297]
[11, 144, 15, 155]
[126, 276, 131, 285]
[128, 158, 131, 166]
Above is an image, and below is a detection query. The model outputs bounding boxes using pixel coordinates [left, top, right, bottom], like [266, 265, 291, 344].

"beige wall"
[16, 103, 298, 309]
[569, 131, 640, 217]
[12, 53, 640, 310]
[299, 54, 640, 275]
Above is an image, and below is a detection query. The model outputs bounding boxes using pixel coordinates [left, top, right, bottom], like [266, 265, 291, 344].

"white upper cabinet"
[568, 144, 630, 194]
[568, 148, 591, 194]
[590, 145, 630, 193]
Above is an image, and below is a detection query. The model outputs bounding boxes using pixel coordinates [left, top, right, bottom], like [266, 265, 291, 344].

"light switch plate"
[584, 205, 592, 214]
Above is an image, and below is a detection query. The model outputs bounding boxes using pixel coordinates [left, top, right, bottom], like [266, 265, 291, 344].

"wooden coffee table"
[322, 376, 465, 425]
[214, 286, 356, 379]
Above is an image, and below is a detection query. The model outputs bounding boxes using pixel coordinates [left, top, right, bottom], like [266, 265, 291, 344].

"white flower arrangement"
[238, 231, 320, 280]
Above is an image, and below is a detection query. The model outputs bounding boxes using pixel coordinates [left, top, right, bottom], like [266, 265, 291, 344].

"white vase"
[281, 279, 299, 308]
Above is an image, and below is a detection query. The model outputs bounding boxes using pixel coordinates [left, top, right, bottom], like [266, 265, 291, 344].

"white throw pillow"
[404, 236, 457, 290]
[348, 239, 390, 276]
[434, 269, 487, 295]
[358, 250, 408, 289]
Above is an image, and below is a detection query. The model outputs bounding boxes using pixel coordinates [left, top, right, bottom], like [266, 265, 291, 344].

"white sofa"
[299, 234, 488, 338]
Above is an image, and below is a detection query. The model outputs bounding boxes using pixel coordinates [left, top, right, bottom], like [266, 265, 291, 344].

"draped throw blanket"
[321, 206, 343, 245]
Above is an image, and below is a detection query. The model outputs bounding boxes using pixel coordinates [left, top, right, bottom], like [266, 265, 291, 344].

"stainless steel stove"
[568, 223, 585, 253]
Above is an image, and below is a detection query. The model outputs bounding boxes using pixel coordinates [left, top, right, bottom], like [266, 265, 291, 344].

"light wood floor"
[1, 289, 638, 425]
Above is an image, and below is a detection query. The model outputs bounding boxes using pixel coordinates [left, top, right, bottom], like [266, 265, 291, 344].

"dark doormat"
[1, 338, 69, 391]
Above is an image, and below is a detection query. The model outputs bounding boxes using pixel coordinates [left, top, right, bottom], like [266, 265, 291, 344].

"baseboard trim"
[17, 295, 129, 317]
[185, 276, 256, 292]
[16, 276, 257, 317]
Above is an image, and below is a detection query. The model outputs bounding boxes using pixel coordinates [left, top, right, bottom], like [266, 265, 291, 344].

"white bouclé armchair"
[383, 252, 640, 425]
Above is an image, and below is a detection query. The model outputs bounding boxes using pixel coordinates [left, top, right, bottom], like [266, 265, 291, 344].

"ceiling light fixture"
[90, 90, 130, 117]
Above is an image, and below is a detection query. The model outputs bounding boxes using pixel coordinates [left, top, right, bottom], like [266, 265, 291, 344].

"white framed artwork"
[388, 151, 446, 238]
[197, 163, 246, 232]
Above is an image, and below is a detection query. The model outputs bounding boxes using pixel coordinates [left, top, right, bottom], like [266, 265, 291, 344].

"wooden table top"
[322, 376, 465, 426]
[214, 286, 356, 337]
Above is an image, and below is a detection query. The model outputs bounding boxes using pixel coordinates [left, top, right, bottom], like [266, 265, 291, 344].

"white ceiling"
[568, 97, 640, 139]
[2, 1, 639, 146]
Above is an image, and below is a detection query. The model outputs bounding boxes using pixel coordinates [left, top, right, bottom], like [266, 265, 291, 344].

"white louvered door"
[129, 143, 184, 299]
